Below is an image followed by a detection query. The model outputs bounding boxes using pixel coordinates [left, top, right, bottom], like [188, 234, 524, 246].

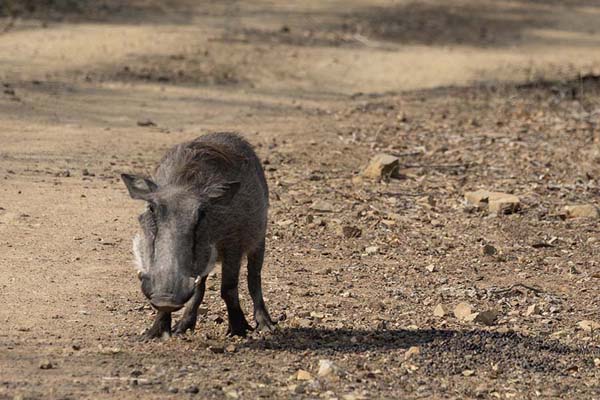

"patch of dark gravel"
[420, 330, 600, 375]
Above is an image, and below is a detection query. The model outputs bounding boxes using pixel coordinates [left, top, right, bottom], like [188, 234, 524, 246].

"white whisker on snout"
[132, 233, 146, 273]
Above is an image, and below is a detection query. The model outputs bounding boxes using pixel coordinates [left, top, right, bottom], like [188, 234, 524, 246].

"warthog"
[121, 132, 274, 338]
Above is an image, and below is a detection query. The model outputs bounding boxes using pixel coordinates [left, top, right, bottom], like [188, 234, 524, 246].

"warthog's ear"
[205, 181, 241, 206]
[121, 174, 158, 201]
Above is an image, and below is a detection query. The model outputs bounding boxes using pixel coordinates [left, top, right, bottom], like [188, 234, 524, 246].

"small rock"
[168, 387, 179, 393]
[276, 219, 294, 227]
[564, 204, 599, 219]
[361, 154, 400, 180]
[404, 346, 420, 360]
[342, 225, 362, 238]
[464, 189, 490, 205]
[310, 200, 336, 213]
[137, 119, 156, 127]
[433, 304, 448, 317]
[225, 390, 239, 399]
[454, 302, 473, 320]
[296, 369, 312, 381]
[317, 359, 342, 378]
[208, 345, 225, 354]
[39, 360, 53, 370]
[464, 190, 520, 214]
[425, 264, 436, 273]
[473, 310, 499, 326]
[482, 244, 497, 256]
[364, 246, 379, 255]
[488, 193, 520, 214]
[525, 304, 541, 316]
[184, 385, 199, 394]
[310, 311, 325, 320]
[462, 369, 475, 377]
[577, 320, 600, 332]
[225, 344, 236, 353]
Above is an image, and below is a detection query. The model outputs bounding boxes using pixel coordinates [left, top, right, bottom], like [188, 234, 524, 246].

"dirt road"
[1, 1, 600, 398]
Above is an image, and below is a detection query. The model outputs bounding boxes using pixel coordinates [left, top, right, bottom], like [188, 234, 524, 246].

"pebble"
[361, 153, 400, 180]
[454, 302, 473, 320]
[404, 346, 420, 360]
[296, 369, 312, 381]
[184, 385, 199, 394]
[433, 304, 448, 317]
[564, 204, 599, 219]
[364, 246, 379, 255]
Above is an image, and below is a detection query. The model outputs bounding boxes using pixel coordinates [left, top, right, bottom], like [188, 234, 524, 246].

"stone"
[482, 244, 497, 256]
[454, 302, 473, 320]
[361, 154, 400, 180]
[488, 193, 520, 214]
[310, 200, 336, 213]
[225, 344, 237, 353]
[184, 385, 199, 394]
[564, 205, 599, 219]
[404, 346, 420, 360]
[433, 304, 448, 317]
[464, 189, 490, 205]
[317, 359, 342, 378]
[364, 246, 379, 255]
[425, 264, 436, 273]
[525, 304, 541, 316]
[577, 320, 600, 332]
[342, 225, 362, 238]
[296, 369, 312, 381]
[464, 190, 520, 214]
[473, 310, 498, 326]
[39, 360, 53, 370]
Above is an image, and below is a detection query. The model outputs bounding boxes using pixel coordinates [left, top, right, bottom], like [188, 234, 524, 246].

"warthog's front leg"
[142, 311, 171, 340]
[221, 247, 252, 337]
[247, 240, 275, 332]
[173, 276, 207, 335]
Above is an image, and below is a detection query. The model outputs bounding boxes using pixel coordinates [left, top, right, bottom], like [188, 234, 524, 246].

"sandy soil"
[1, 1, 600, 399]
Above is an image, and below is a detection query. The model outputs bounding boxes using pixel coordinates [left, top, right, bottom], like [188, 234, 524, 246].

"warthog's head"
[121, 174, 239, 312]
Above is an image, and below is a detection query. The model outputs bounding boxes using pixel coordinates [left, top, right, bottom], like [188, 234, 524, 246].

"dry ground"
[1, 1, 600, 399]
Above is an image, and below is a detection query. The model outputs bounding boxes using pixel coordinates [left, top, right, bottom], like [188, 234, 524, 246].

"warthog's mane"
[157, 135, 247, 187]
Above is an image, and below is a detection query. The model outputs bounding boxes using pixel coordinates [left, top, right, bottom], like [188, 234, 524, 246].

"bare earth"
[1, 1, 600, 399]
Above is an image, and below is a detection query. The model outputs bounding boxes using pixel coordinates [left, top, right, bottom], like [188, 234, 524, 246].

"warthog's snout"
[150, 295, 185, 312]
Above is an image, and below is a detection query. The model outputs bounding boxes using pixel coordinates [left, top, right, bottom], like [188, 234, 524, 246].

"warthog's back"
[154, 132, 268, 252]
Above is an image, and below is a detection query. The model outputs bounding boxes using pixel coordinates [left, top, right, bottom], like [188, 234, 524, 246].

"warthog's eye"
[139, 203, 158, 237]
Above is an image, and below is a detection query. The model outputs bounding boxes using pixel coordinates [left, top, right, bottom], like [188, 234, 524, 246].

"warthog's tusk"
[137, 271, 143, 280]
[194, 276, 200, 285]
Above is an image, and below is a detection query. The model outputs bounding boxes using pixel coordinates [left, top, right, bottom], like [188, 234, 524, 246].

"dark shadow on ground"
[0, 0, 194, 24]
[219, 0, 600, 49]
[247, 327, 600, 375]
